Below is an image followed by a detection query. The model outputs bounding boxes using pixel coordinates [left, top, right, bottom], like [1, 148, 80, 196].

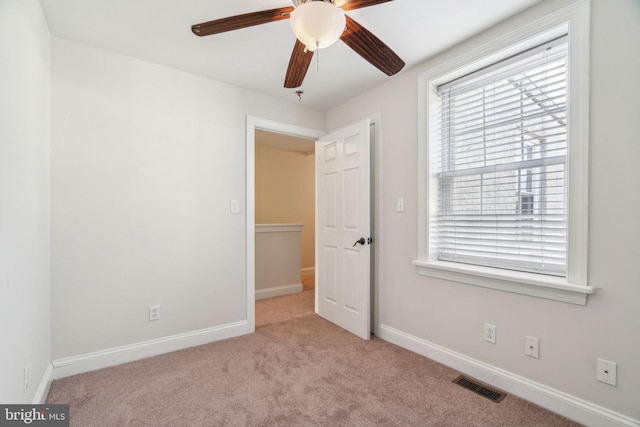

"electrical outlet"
[525, 336, 539, 358]
[597, 358, 617, 386]
[149, 305, 160, 321]
[484, 323, 496, 343]
[24, 364, 29, 393]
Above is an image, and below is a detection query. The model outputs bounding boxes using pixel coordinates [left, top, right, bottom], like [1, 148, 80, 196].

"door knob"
[352, 238, 366, 247]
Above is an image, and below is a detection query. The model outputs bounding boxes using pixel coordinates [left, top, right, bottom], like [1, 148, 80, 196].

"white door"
[316, 119, 371, 340]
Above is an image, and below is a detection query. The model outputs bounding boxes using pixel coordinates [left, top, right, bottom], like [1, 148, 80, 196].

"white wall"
[327, 0, 640, 422]
[50, 38, 325, 360]
[0, 0, 52, 403]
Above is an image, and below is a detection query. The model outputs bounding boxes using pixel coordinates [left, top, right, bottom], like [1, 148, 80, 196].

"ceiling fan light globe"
[290, 1, 346, 51]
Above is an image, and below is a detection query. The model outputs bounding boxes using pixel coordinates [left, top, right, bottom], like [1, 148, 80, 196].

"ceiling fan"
[191, 0, 405, 88]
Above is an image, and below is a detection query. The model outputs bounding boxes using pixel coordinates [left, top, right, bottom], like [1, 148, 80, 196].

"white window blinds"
[433, 36, 568, 276]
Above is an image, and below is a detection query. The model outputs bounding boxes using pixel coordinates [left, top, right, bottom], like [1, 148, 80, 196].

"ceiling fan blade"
[192, 7, 294, 37]
[341, 0, 394, 12]
[284, 40, 314, 88]
[340, 15, 405, 76]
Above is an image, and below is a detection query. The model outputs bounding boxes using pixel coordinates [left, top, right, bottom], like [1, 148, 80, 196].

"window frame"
[413, 1, 594, 305]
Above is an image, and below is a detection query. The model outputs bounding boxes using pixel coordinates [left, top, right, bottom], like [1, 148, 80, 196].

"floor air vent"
[452, 375, 507, 403]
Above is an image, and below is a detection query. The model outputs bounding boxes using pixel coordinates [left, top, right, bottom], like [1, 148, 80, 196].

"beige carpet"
[47, 291, 580, 426]
[256, 289, 315, 327]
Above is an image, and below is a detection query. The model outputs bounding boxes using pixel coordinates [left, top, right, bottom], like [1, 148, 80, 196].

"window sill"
[412, 259, 595, 305]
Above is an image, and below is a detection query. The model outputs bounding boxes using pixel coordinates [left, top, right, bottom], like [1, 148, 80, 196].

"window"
[414, 2, 593, 305]
[436, 37, 568, 277]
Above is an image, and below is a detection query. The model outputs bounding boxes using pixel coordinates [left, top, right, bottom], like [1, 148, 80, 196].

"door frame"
[245, 114, 382, 335]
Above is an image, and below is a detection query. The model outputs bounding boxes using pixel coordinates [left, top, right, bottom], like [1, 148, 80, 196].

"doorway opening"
[245, 117, 324, 332]
[245, 115, 381, 337]
[254, 129, 317, 327]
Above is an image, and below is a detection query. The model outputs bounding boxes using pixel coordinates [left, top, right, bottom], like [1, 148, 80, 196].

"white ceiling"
[38, 0, 542, 111]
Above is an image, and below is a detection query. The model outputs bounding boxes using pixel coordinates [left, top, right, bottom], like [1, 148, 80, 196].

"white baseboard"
[301, 267, 315, 275]
[32, 362, 53, 404]
[379, 324, 639, 427]
[52, 320, 249, 380]
[255, 283, 303, 300]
